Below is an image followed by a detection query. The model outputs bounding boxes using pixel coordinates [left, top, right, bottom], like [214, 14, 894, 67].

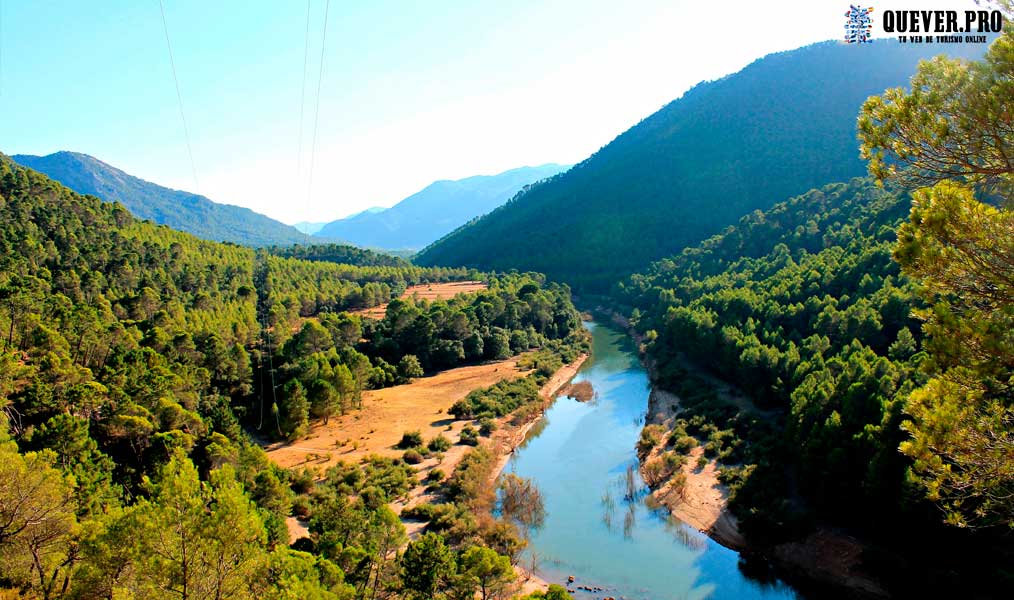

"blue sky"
[0, 0, 979, 223]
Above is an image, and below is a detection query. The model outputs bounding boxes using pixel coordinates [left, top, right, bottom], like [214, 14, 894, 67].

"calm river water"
[503, 321, 800, 600]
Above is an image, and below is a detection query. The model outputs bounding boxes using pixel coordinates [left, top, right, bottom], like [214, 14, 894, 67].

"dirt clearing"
[353, 280, 488, 319]
[264, 355, 527, 470]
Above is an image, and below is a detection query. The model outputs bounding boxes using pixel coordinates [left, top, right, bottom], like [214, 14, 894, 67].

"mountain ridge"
[11, 150, 310, 247]
[314, 163, 569, 250]
[415, 39, 987, 291]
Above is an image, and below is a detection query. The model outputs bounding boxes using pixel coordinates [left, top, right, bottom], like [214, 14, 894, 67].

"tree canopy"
[0, 156, 577, 599]
[861, 27, 1014, 529]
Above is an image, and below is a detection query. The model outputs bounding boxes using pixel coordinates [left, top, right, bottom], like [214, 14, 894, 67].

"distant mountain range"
[12, 151, 309, 247]
[293, 221, 329, 235]
[416, 40, 987, 291]
[314, 164, 569, 250]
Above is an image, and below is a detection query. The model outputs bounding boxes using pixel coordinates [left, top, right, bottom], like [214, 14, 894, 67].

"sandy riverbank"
[641, 387, 747, 550]
[612, 310, 888, 597]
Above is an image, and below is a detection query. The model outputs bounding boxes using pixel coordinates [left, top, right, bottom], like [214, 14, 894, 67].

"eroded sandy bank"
[641, 387, 747, 550]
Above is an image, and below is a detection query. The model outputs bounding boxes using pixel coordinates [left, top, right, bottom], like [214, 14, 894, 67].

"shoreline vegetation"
[641, 387, 746, 551]
[392, 351, 589, 597]
[265, 346, 589, 598]
[602, 306, 891, 598]
[0, 154, 593, 600]
[488, 354, 589, 488]
[604, 308, 749, 548]
[640, 382, 887, 598]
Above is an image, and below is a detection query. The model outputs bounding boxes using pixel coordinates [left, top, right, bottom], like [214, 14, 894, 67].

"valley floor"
[265, 351, 589, 596]
[264, 355, 526, 470]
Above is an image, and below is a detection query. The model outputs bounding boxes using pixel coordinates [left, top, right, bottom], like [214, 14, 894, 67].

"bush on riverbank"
[640, 364, 794, 541]
[449, 374, 543, 419]
[519, 585, 574, 600]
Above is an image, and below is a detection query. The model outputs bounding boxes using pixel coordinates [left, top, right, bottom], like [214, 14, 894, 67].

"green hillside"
[416, 41, 985, 291]
[622, 177, 1012, 595]
[619, 30, 1014, 592]
[0, 156, 584, 598]
[622, 178, 918, 521]
[266, 242, 411, 268]
[12, 151, 311, 247]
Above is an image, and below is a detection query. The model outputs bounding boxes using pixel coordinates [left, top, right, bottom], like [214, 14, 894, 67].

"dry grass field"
[264, 355, 527, 470]
[352, 280, 488, 319]
[270, 350, 588, 558]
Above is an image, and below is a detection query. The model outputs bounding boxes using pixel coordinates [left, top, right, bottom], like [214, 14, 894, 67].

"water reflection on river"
[503, 321, 799, 600]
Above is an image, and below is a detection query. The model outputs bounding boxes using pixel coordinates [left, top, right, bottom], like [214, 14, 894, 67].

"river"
[503, 321, 800, 600]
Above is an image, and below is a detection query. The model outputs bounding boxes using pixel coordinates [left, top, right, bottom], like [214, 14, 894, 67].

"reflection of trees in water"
[511, 415, 550, 455]
[620, 462, 647, 539]
[624, 464, 637, 501]
[600, 461, 658, 539]
[665, 519, 707, 551]
[525, 551, 541, 585]
[601, 490, 616, 530]
[602, 464, 709, 551]
[737, 554, 786, 589]
[525, 414, 550, 440]
[623, 503, 636, 539]
[498, 473, 546, 534]
[621, 462, 650, 504]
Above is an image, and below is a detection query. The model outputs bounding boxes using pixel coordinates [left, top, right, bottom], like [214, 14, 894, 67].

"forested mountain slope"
[316, 164, 568, 250]
[623, 178, 918, 518]
[417, 41, 985, 291]
[623, 176, 1012, 594]
[12, 151, 310, 246]
[0, 155, 584, 598]
[266, 242, 411, 267]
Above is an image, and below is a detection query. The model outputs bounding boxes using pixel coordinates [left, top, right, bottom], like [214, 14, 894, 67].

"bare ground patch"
[641, 388, 747, 550]
[264, 356, 528, 471]
[352, 280, 488, 319]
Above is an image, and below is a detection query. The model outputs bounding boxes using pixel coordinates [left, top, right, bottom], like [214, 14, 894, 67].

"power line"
[305, 0, 331, 224]
[1, 0, 5, 98]
[296, 0, 311, 178]
[297, 0, 312, 244]
[158, 0, 199, 193]
[257, 311, 266, 431]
